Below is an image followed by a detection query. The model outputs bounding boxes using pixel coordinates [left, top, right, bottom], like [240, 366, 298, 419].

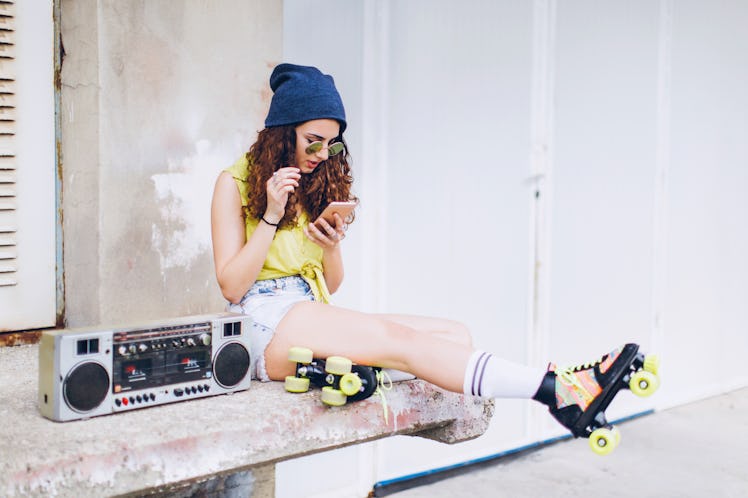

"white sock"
[463, 350, 546, 399]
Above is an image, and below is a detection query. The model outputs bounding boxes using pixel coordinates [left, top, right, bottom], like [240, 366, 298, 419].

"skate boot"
[533, 343, 660, 455]
[284, 347, 381, 406]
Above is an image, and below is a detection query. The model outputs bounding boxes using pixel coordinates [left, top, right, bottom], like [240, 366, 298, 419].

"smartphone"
[317, 201, 357, 226]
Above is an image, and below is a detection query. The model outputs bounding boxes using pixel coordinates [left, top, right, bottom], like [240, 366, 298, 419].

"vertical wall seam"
[53, 0, 65, 326]
[527, 0, 557, 439]
[651, 0, 673, 369]
[360, 0, 390, 314]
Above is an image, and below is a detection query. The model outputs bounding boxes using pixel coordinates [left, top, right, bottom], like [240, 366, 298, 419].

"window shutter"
[0, 0, 15, 288]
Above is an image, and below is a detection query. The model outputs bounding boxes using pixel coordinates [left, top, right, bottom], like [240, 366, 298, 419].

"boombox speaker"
[38, 313, 252, 422]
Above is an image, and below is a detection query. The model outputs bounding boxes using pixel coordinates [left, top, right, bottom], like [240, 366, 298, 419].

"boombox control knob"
[186, 338, 196, 347]
[118, 346, 128, 356]
[199, 334, 211, 346]
[128, 345, 137, 354]
[138, 343, 148, 353]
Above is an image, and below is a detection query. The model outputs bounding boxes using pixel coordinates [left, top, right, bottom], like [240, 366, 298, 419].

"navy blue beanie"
[264, 63, 347, 134]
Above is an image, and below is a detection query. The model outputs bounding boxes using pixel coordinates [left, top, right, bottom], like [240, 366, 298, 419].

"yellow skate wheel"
[288, 347, 313, 364]
[284, 376, 310, 393]
[589, 428, 618, 456]
[339, 373, 363, 396]
[325, 356, 353, 375]
[630, 370, 660, 397]
[321, 386, 347, 406]
[643, 354, 660, 375]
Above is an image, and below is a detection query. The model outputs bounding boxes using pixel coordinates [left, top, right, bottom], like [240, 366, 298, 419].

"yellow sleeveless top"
[225, 155, 330, 303]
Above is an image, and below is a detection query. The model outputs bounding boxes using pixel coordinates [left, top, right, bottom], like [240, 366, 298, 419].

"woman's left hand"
[305, 212, 348, 249]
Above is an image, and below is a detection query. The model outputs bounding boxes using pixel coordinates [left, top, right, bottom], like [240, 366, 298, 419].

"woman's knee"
[440, 319, 473, 347]
[458, 322, 474, 347]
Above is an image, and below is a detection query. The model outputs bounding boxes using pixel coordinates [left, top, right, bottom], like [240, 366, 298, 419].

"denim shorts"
[226, 276, 314, 381]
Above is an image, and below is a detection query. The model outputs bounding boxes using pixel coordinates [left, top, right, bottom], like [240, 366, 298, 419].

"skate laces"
[374, 369, 393, 424]
[557, 355, 605, 393]
[560, 353, 605, 374]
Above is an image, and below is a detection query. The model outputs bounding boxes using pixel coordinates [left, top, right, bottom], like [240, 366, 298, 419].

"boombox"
[38, 313, 252, 422]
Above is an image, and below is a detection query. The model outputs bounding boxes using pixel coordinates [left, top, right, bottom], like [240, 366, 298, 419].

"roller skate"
[284, 347, 381, 406]
[533, 343, 660, 455]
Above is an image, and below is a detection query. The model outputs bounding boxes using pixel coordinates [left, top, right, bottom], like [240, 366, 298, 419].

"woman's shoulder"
[224, 153, 253, 181]
[222, 154, 253, 207]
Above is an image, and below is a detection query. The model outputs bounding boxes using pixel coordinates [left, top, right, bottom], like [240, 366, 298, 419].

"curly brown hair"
[244, 125, 357, 229]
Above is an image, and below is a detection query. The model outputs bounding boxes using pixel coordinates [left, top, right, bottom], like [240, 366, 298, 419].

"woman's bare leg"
[265, 302, 473, 393]
[376, 314, 473, 348]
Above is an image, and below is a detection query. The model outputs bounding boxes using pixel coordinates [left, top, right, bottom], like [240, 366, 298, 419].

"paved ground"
[387, 388, 748, 498]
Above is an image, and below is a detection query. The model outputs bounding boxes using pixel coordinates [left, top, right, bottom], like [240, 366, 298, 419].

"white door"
[0, 1, 57, 332]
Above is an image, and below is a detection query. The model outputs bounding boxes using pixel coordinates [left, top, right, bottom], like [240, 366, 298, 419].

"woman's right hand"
[264, 167, 301, 223]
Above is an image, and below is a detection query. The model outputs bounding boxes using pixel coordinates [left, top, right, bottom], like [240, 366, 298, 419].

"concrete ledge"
[0, 344, 494, 497]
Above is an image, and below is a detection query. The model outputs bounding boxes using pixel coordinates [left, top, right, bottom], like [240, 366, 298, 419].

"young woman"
[211, 63, 659, 453]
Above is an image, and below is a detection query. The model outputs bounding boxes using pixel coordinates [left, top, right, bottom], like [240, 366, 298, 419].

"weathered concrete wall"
[60, 0, 282, 327]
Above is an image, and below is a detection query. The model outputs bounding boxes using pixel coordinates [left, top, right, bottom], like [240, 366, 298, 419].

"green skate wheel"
[339, 373, 362, 396]
[643, 354, 660, 375]
[630, 370, 660, 397]
[321, 386, 347, 406]
[589, 427, 618, 456]
[285, 376, 310, 393]
[325, 356, 353, 375]
[288, 347, 313, 364]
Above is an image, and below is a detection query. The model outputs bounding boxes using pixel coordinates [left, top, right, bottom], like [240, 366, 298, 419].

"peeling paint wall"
[60, 0, 282, 327]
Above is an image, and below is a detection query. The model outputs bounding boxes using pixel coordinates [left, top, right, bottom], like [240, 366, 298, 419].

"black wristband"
[261, 216, 279, 227]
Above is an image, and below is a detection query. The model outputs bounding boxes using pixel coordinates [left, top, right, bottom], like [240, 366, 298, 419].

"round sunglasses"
[305, 141, 345, 156]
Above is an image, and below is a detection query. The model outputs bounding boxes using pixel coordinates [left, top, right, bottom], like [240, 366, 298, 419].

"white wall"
[280, 0, 748, 496]
[663, 0, 748, 404]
